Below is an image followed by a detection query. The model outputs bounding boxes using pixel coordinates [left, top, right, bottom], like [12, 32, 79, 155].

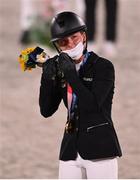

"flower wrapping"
[18, 46, 49, 71]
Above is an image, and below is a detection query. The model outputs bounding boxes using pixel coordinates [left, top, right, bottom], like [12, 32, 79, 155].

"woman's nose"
[67, 38, 75, 49]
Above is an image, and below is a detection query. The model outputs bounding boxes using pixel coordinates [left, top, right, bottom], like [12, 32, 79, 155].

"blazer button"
[76, 116, 79, 120]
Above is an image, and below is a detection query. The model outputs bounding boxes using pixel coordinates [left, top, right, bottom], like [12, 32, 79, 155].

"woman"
[39, 11, 122, 179]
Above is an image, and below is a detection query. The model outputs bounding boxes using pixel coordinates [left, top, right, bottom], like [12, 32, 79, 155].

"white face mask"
[62, 42, 84, 60]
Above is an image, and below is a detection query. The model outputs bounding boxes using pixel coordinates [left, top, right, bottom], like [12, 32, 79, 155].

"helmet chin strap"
[53, 42, 61, 54]
[83, 30, 88, 54]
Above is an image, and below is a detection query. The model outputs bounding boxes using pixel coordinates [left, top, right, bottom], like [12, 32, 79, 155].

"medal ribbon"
[67, 52, 90, 120]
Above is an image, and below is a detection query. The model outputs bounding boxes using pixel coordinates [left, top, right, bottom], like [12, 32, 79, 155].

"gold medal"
[65, 121, 75, 133]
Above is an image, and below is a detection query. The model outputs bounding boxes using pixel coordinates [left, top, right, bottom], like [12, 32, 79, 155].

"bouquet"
[18, 46, 49, 71]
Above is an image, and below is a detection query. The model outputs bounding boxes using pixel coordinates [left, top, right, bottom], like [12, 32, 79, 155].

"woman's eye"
[72, 36, 77, 39]
[58, 39, 67, 46]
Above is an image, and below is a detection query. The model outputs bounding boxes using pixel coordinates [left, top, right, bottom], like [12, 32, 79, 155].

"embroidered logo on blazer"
[83, 77, 93, 81]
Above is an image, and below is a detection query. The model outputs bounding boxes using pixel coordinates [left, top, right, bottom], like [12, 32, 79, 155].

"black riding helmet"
[50, 11, 87, 53]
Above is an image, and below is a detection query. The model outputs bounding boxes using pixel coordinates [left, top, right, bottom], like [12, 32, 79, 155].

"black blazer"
[39, 52, 122, 161]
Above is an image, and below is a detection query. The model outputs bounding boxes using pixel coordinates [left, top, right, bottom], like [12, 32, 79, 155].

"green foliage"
[28, 15, 54, 49]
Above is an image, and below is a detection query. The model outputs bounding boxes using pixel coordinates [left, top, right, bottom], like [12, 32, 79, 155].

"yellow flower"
[18, 47, 35, 71]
